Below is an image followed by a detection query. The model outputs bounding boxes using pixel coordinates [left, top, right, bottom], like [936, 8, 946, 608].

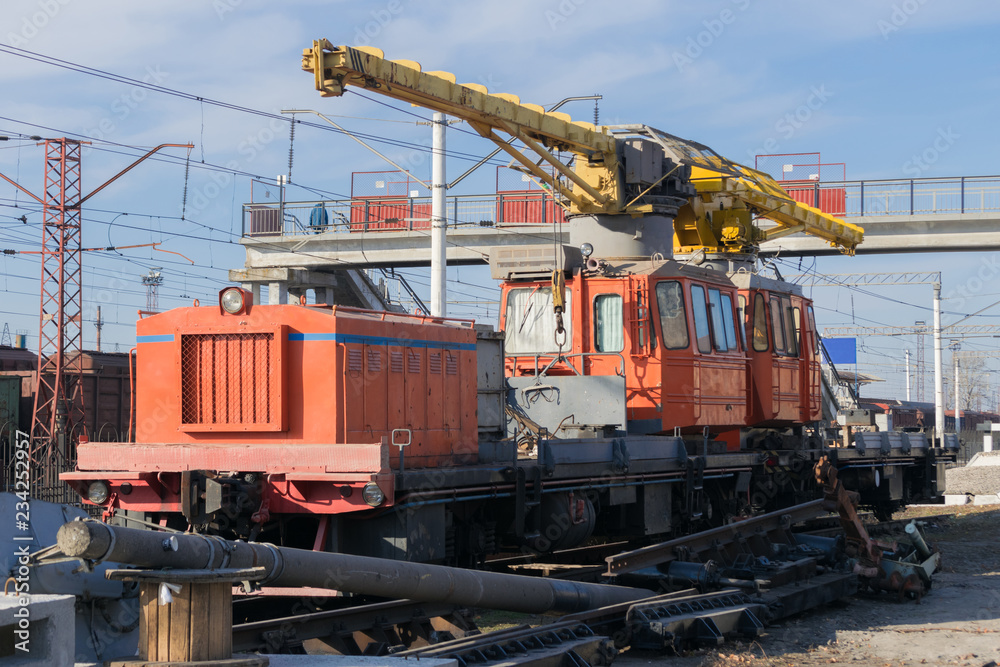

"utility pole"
[95, 306, 102, 353]
[933, 283, 944, 443]
[905, 349, 911, 402]
[914, 320, 927, 401]
[950, 341, 961, 434]
[430, 112, 447, 317]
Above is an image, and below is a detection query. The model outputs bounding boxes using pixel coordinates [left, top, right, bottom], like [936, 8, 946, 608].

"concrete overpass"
[238, 175, 1000, 269]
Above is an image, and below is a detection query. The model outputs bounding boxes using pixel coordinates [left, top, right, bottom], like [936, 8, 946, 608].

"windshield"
[504, 286, 573, 355]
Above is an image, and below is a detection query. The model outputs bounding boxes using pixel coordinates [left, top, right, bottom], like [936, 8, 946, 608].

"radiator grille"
[367, 348, 381, 373]
[181, 333, 274, 426]
[348, 348, 363, 373]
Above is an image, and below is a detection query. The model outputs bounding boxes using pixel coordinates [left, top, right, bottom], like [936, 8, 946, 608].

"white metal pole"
[954, 350, 961, 435]
[933, 283, 944, 444]
[905, 349, 911, 402]
[431, 112, 447, 317]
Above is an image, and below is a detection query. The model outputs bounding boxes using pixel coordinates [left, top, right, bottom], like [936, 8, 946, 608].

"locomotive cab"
[499, 259, 748, 441]
[731, 273, 823, 438]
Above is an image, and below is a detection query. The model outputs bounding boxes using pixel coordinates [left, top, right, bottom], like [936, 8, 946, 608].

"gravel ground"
[619, 506, 1000, 667]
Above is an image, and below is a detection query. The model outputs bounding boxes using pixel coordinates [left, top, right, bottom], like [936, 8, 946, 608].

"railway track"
[232, 598, 476, 655]
[222, 499, 895, 665]
[52, 497, 940, 666]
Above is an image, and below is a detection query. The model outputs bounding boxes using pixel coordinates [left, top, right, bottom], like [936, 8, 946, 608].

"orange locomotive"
[66, 290, 484, 549]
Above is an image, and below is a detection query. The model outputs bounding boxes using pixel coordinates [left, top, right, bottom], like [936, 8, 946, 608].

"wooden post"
[105, 567, 268, 667]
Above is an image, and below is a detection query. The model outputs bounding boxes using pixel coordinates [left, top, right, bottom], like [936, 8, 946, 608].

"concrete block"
[943, 494, 969, 506]
[263, 656, 458, 667]
[968, 451, 1000, 467]
[972, 493, 1000, 506]
[0, 593, 74, 667]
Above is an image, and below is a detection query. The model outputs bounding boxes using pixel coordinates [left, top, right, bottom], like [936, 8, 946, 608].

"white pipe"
[905, 349, 911, 402]
[933, 283, 944, 444]
[954, 350, 961, 434]
[431, 112, 447, 317]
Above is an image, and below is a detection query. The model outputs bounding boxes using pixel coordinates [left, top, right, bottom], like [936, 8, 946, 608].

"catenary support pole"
[905, 349, 911, 402]
[431, 112, 447, 317]
[954, 347, 961, 434]
[933, 283, 944, 444]
[56, 520, 650, 615]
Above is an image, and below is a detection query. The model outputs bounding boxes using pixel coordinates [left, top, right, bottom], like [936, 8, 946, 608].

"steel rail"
[605, 498, 827, 575]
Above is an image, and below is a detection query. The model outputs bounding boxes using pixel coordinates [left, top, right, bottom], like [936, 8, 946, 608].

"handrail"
[241, 175, 1000, 239]
[508, 352, 626, 378]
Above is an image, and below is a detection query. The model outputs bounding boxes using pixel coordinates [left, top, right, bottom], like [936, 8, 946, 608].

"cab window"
[720, 293, 739, 351]
[655, 281, 688, 350]
[691, 284, 712, 353]
[770, 296, 786, 354]
[504, 286, 573, 355]
[783, 298, 799, 356]
[593, 293, 624, 352]
[792, 307, 803, 357]
[736, 294, 748, 351]
[807, 305, 819, 355]
[752, 293, 769, 352]
[707, 288, 732, 352]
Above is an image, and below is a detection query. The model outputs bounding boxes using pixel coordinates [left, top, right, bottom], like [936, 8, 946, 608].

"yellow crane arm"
[303, 41, 613, 155]
[302, 40, 863, 253]
[302, 40, 623, 212]
[689, 165, 864, 253]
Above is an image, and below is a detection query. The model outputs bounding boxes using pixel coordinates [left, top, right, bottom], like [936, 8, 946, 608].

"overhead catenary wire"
[0, 46, 518, 169]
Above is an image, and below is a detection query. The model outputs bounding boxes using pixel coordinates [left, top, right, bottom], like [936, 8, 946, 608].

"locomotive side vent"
[180, 331, 284, 431]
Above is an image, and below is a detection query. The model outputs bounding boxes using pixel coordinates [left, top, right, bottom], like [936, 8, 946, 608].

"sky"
[1, 0, 999, 404]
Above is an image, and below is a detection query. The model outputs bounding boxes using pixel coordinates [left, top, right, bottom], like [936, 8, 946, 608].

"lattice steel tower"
[0, 137, 192, 495]
[33, 139, 88, 457]
[142, 267, 164, 312]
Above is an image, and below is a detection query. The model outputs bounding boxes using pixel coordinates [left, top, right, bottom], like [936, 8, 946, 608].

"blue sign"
[824, 338, 857, 365]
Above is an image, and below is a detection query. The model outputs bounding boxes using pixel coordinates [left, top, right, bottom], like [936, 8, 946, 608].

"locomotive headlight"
[362, 482, 386, 507]
[580, 242, 594, 258]
[87, 481, 110, 504]
[220, 287, 245, 314]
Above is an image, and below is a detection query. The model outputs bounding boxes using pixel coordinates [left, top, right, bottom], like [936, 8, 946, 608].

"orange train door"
[658, 275, 747, 432]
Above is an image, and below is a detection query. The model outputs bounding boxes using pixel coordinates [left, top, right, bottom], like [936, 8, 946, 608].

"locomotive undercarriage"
[113, 432, 952, 566]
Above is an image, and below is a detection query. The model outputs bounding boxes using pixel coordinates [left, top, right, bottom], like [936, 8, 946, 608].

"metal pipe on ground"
[56, 520, 652, 615]
[904, 520, 933, 560]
